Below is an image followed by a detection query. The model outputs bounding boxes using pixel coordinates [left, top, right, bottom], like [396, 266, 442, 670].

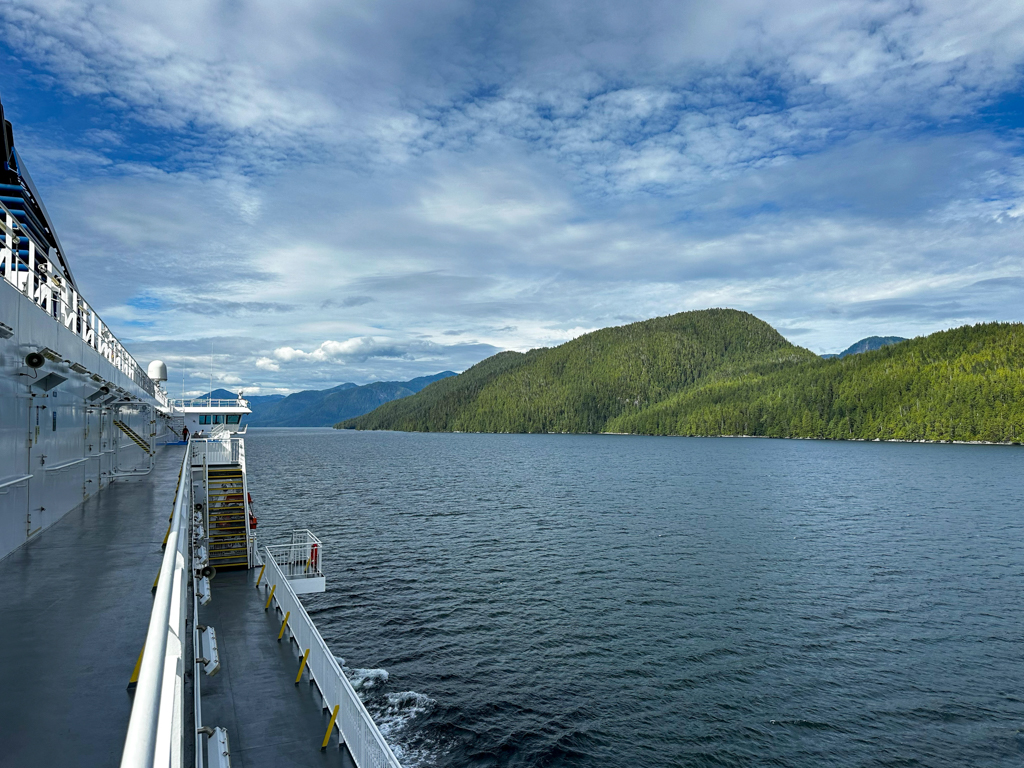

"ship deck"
[0, 445, 185, 767]
[198, 570, 355, 767]
[0, 445, 352, 768]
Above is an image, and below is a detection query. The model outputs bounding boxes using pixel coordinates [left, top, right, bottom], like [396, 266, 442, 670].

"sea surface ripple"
[245, 429, 1024, 767]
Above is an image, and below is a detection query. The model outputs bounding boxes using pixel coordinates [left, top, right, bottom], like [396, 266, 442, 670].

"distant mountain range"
[197, 372, 457, 427]
[337, 310, 1024, 443]
[821, 335, 907, 359]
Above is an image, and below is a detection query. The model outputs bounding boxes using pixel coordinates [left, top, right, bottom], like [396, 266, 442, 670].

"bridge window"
[213, 414, 223, 424]
[199, 415, 211, 425]
[225, 414, 241, 424]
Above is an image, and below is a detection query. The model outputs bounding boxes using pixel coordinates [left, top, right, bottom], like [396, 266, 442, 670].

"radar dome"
[147, 360, 168, 382]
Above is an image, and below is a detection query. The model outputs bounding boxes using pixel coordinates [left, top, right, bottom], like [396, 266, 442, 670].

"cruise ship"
[0, 97, 402, 767]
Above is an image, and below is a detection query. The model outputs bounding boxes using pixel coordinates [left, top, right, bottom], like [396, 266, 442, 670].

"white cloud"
[271, 337, 446, 364]
[2, 0, 1024, 390]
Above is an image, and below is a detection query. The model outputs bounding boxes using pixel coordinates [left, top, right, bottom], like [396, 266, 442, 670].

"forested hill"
[337, 309, 817, 433]
[608, 322, 1024, 442]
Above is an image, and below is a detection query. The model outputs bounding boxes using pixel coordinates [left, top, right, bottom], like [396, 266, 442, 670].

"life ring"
[247, 492, 258, 528]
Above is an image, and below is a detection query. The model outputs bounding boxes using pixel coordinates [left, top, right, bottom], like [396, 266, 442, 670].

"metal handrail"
[265, 530, 323, 581]
[190, 436, 241, 467]
[169, 399, 250, 409]
[263, 547, 402, 768]
[120, 447, 192, 768]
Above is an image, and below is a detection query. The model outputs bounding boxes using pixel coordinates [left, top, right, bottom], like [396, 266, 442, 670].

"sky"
[1, 0, 1022, 395]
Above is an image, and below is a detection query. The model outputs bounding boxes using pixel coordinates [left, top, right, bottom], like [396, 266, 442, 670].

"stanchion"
[255, 563, 266, 588]
[127, 643, 145, 690]
[321, 705, 339, 751]
[264, 584, 276, 611]
[278, 611, 290, 642]
[295, 649, 310, 684]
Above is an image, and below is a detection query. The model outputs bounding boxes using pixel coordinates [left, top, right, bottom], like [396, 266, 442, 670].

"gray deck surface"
[198, 571, 354, 767]
[0, 446, 183, 768]
[0, 445, 354, 768]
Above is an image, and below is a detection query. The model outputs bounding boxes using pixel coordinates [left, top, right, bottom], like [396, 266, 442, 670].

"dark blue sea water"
[245, 429, 1024, 767]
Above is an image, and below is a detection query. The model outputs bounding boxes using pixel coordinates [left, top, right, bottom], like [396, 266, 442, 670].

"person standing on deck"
[182, 426, 190, 442]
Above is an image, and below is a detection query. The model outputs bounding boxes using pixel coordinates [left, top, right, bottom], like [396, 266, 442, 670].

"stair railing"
[110, 405, 155, 477]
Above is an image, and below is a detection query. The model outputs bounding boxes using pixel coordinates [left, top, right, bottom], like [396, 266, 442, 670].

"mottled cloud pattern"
[1, 0, 1022, 393]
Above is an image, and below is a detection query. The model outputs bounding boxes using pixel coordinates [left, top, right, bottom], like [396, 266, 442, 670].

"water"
[245, 429, 1024, 767]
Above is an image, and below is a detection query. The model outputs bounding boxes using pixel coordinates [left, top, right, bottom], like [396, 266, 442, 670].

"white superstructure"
[0, 197, 170, 562]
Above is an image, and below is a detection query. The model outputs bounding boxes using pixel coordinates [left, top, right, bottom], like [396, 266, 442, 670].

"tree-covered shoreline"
[338, 310, 1024, 444]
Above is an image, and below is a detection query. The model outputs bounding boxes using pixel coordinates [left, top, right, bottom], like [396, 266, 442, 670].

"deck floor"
[0, 445, 354, 768]
[198, 570, 355, 767]
[0, 445, 183, 767]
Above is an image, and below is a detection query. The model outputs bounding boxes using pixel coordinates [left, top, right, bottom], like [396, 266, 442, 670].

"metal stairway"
[167, 415, 185, 441]
[113, 419, 153, 455]
[205, 466, 249, 569]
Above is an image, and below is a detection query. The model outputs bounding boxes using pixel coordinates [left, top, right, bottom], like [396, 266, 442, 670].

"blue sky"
[1, 0, 1023, 394]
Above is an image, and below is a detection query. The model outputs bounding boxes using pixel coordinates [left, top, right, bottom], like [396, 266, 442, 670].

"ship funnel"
[147, 360, 168, 382]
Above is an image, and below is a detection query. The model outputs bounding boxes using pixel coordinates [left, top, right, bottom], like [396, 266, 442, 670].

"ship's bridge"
[170, 397, 251, 435]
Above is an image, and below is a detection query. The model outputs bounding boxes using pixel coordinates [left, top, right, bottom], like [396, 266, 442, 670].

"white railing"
[265, 530, 324, 583]
[121, 447, 192, 768]
[263, 547, 402, 768]
[192, 436, 242, 466]
[170, 399, 250, 409]
[0, 199, 160, 402]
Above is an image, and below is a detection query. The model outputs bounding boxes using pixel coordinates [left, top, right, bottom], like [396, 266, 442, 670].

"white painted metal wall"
[0, 278, 167, 562]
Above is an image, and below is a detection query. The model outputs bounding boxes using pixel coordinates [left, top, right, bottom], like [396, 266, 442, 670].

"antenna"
[209, 341, 213, 406]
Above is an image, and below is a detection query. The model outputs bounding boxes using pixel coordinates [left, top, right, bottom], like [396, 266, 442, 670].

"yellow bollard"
[295, 648, 310, 684]
[321, 704, 340, 751]
[255, 563, 266, 588]
[264, 583, 276, 611]
[127, 643, 146, 690]
[278, 611, 290, 641]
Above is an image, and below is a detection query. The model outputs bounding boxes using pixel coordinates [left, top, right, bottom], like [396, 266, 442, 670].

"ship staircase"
[113, 419, 154, 455]
[166, 414, 185, 442]
[192, 432, 254, 572]
[206, 464, 249, 570]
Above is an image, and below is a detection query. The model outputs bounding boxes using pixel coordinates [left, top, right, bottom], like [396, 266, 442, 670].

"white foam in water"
[376, 691, 439, 766]
[384, 690, 434, 718]
[347, 667, 390, 690]
[333, 654, 442, 767]
[376, 691, 436, 740]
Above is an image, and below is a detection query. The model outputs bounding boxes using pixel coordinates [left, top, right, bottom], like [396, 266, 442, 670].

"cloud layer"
[1, 0, 1022, 393]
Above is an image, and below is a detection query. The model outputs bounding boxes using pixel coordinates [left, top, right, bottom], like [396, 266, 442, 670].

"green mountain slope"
[339, 309, 817, 433]
[338, 351, 533, 431]
[608, 322, 1024, 442]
